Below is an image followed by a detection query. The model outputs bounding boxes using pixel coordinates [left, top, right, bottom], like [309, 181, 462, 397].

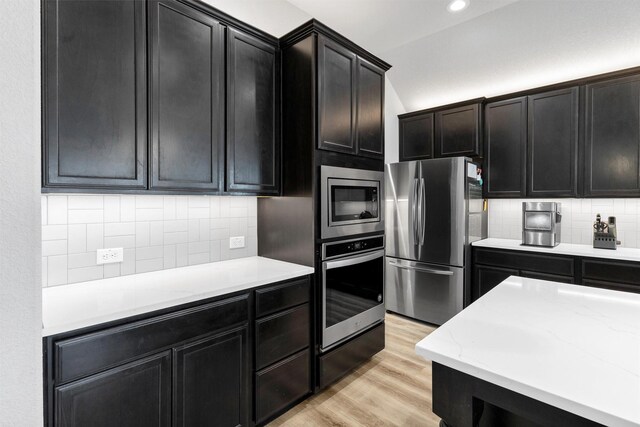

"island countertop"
[42, 256, 314, 337]
[415, 276, 640, 426]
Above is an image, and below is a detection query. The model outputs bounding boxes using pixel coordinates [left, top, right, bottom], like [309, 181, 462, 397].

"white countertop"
[42, 256, 314, 337]
[416, 276, 640, 426]
[473, 237, 640, 262]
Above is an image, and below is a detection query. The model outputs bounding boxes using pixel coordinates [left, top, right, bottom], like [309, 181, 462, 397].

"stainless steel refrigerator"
[385, 157, 487, 325]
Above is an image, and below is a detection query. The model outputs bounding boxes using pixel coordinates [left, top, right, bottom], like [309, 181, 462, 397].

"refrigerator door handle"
[388, 261, 454, 276]
[411, 178, 419, 245]
[419, 177, 426, 245]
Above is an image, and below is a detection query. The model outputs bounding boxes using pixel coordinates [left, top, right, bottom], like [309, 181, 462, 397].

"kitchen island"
[416, 276, 640, 427]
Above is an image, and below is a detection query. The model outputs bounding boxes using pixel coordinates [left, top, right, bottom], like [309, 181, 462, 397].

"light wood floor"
[268, 313, 441, 427]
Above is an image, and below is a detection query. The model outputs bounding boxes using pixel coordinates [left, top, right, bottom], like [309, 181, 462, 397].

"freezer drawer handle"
[388, 261, 454, 276]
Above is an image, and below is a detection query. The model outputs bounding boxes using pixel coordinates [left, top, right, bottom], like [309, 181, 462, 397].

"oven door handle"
[388, 261, 454, 276]
[324, 250, 385, 270]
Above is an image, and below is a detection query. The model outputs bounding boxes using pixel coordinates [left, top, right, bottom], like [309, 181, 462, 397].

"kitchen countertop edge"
[42, 256, 314, 338]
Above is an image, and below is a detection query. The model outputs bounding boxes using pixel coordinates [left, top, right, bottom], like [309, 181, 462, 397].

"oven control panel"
[323, 236, 384, 259]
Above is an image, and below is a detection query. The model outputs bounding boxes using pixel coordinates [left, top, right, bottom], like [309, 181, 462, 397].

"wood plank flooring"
[268, 313, 441, 427]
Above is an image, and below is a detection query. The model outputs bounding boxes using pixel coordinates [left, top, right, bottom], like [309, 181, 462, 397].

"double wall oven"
[319, 166, 385, 351]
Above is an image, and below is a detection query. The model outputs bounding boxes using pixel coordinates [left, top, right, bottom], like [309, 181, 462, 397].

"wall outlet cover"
[229, 236, 245, 249]
[96, 248, 124, 264]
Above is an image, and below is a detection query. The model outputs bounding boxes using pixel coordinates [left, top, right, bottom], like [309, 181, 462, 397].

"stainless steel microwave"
[320, 165, 384, 239]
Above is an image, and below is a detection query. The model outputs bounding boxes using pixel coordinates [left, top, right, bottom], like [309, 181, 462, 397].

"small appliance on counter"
[522, 202, 562, 247]
[593, 214, 621, 250]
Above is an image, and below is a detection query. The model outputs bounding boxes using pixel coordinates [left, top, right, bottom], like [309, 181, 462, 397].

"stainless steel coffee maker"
[522, 202, 562, 247]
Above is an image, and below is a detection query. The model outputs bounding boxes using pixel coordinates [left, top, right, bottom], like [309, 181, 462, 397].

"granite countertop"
[42, 256, 314, 337]
[416, 275, 640, 426]
[473, 237, 640, 262]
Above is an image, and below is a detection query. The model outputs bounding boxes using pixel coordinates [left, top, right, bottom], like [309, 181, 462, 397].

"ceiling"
[204, 0, 640, 112]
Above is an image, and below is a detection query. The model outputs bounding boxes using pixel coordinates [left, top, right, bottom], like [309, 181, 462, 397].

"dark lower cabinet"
[227, 28, 279, 194]
[43, 0, 147, 189]
[255, 349, 310, 424]
[585, 73, 640, 196]
[484, 97, 527, 197]
[174, 327, 248, 427]
[472, 247, 640, 303]
[356, 58, 385, 159]
[435, 101, 483, 158]
[398, 113, 434, 161]
[473, 265, 519, 301]
[253, 278, 311, 425]
[527, 87, 579, 197]
[148, 0, 225, 192]
[56, 352, 171, 427]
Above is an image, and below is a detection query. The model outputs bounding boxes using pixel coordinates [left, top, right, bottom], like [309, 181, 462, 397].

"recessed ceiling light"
[448, 0, 469, 12]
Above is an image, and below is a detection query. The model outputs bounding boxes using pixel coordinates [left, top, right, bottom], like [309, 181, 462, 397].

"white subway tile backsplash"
[47, 254, 68, 286]
[104, 196, 120, 223]
[488, 198, 640, 249]
[41, 195, 258, 287]
[48, 196, 67, 224]
[42, 225, 67, 241]
[69, 209, 103, 224]
[86, 224, 104, 252]
[42, 240, 67, 256]
[68, 266, 104, 284]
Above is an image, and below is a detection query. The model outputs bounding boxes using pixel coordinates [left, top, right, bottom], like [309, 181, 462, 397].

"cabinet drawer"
[255, 277, 310, 318]
[255, 348, 310, 424]
[255, 304, 309, 370]
[520, 270, 574, 284]
[582, 278, 640, 294]
[55, 294, 249, 384]
[474, 248, 574, 276]
[582, 259, 640, 287]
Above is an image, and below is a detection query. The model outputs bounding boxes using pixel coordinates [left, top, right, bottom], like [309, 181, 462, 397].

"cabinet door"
[174, 327, 249, 427]
[484, 98, 527, 197]
[43, 0, 147, 189]
[56, 352, 171, 427]
[585, 74, 640, 196]
[317, 35, 357, 154]
[527, 88, 579, 197]
[399, 114, 434, 161]
[148, 0, 225, 192]
[227, 28, 279, 194]
[356, 57, 385, 158]
[435, 103, 482, 157]
[473, 265, 519, 302]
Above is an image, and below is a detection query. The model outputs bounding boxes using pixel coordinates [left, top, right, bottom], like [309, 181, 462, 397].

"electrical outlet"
[229, 236, 245, 249]
[96, 248, 124, 265]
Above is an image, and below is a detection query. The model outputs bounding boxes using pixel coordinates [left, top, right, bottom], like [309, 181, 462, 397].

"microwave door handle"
[388, 261, 454, 276]
[420, 178, 426, 245]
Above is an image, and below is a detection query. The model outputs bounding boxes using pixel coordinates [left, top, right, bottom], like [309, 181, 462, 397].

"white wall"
[489, 199, 640, 248]
[385, 0, 640, 111]
[42, 195, 258, 287]
[0, 0, 43, 424]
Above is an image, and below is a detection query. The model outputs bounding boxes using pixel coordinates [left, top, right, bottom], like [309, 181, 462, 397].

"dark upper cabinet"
[435, 102, 483, 158]
[317, 34, 358, 155]
[527, 87, 579, 197]
[484, 97, 527, 197]
[398, 113, 434, 161]
[43, 0, 147, 189]
[227, 29, 279, 194]
[585, 74, 640, 196]
[148, 0, 225, 192]
[173, 327, 248, 427]
[356, 58, 385, 159]
[55, 352, 171, 427]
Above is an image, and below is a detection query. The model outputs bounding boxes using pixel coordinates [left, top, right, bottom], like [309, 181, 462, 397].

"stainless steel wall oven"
[321, 235, 385, 350]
